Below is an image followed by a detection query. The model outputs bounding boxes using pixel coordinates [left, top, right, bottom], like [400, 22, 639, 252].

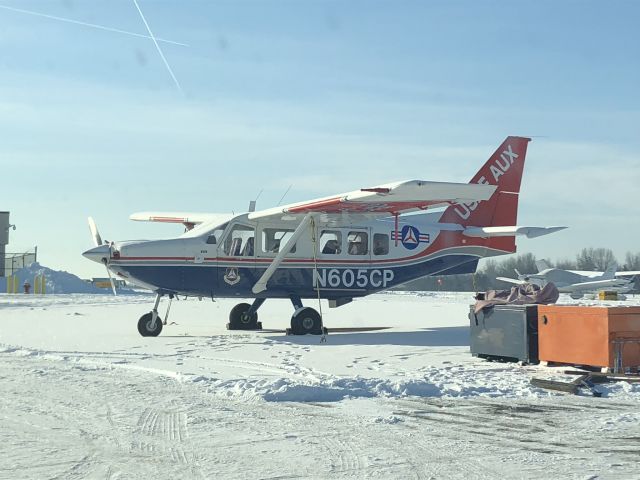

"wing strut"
[252, 213, 314, 294]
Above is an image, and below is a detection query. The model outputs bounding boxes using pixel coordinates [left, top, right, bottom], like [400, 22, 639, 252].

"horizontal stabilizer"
[616, 271, 640, 277]
[463, 226, 567, 239]
[561, 278, 629, 292]
[496, 276, 528, 285]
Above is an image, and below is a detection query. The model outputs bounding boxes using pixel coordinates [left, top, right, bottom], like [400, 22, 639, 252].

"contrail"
[132, 0, 182, 94]
[0, 4, 189, 47]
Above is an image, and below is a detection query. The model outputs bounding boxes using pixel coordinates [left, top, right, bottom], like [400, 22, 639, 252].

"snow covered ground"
[1, 292, 639, 479]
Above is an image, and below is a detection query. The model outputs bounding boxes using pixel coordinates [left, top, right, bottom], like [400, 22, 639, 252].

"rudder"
[440, 136, 531, 252]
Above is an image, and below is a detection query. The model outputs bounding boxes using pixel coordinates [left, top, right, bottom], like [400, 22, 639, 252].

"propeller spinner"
[83, 217, 117, 296]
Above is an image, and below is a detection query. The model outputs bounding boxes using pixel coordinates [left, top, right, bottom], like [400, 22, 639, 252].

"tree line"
[398, 248, 640, 292]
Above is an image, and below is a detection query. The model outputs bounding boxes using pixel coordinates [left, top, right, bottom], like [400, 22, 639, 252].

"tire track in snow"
[391, 397, 638, 478]
[130, 388, 203, 479]
[321, 436, 365, 474]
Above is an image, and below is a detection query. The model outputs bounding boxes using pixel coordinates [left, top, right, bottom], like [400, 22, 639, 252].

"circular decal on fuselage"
[401, 225, 421, 250]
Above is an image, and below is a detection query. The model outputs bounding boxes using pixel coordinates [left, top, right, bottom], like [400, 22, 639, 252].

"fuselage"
[84, 211, 511, 300]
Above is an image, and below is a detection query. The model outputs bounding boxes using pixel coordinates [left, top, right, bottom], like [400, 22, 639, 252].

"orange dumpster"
[538, 305, 640, 369]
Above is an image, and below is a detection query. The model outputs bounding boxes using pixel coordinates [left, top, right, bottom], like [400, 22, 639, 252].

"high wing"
[247, 180, 496, 221]
[130, 212, 233, 230]
[567, 270, 640, 278]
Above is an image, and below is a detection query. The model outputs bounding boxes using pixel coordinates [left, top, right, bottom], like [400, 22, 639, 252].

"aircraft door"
[218, 223, 256, 294]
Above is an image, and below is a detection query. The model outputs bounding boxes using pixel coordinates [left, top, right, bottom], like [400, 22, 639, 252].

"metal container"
[469, 304, 539, 364]
[538, 305, 640, 369]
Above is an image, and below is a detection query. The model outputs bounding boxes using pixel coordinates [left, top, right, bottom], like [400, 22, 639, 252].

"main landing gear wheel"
[290, 307, 323, 335]
[227, 303, 262, 330]
[138, 312, 163, 337]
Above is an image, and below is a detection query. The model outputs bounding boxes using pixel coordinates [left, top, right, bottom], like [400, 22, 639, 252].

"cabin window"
[261, 228, 297, 254]
[223, 224, 255, 256]
[373, 233, 389, 256]
[347, 231, 368, 255]
[206, 223, 228, 245]
[319, 230, 342, 255]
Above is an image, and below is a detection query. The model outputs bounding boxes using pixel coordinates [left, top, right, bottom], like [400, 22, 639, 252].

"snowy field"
[1, 292, 640, 479]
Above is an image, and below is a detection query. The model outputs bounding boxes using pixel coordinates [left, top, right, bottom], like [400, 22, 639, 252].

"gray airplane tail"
[535, 259, 550, 272]
[602, 263, 617, 279]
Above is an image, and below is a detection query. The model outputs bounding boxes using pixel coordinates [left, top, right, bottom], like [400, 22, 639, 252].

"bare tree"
[623, 252, 640, 271]
[576, 247, 617, 271]
[554, 257, 577, 270]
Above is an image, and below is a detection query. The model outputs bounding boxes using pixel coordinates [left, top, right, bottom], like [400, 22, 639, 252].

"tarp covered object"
[474, 282, 559, 314]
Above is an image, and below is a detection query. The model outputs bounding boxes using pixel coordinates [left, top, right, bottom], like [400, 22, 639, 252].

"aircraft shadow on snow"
[263, 326, 469, 347]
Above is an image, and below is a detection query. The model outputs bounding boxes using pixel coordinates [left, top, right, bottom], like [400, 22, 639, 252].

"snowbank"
[1, 262, 112, 294]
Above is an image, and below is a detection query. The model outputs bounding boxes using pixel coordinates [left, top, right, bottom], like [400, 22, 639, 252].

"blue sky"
[1, 0, 639, 278]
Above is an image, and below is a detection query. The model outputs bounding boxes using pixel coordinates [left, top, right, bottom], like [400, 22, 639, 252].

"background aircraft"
[497, 260, 639, 298]
[83, 136, 564, 336]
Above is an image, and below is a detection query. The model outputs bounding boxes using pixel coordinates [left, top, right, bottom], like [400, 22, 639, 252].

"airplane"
[83, 136, 565, 337]
[497, 260, 638, 299]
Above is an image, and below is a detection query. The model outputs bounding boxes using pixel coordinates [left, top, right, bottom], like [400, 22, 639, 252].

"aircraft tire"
[137, 312, 163, 337]
[290, 307, 323, 335]
[228, 303, 259, 330]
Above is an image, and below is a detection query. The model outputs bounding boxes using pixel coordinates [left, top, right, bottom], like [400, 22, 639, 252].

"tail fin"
[535, 259, 551, 272]
[602, 263, 617, 279]
[440, 136, 531, 252]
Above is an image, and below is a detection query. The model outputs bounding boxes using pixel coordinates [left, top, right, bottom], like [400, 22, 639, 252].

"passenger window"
[347, 231, 368, 255]
[224, 224, 255, 256]
[206, 223, 228, 245]
[320, 231, 342, 255]
[373, 233, 389, 256]
[261, 228, 297, 254]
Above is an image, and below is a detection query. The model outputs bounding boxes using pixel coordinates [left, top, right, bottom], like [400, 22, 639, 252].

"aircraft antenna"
[277, 185, 292, 206]
[248, 189, 264, 212]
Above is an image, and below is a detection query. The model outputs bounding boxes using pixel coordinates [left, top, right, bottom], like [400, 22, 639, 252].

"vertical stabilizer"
[440, 136, 531, 253]
[536, 259, 551, 272]
[602, 263, 617, 280]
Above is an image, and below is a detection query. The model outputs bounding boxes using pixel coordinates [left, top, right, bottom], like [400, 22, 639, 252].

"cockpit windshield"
[206, 222, 228, 245]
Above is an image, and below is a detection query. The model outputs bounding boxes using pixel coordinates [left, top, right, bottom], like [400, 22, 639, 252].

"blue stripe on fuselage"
[113, 254, 479, 299]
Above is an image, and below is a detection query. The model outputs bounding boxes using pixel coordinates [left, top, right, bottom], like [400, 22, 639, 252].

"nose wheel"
[138, 312, 163, 337]
[137, 293, 171, 337]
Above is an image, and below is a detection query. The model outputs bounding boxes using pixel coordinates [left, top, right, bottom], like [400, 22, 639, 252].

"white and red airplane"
[83, 136, 565, 336]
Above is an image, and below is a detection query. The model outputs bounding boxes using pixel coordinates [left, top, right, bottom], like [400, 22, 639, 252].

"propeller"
[87, 217, 117, 296]
[88, 216, 102, 247]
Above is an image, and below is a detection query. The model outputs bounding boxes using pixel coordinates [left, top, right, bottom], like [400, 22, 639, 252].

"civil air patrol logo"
[391, 225, 430, 250]
[224, 267, 241, 285]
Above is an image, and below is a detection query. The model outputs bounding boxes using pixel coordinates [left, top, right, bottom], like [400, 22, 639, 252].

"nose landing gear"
[137, 293, 176, 337]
